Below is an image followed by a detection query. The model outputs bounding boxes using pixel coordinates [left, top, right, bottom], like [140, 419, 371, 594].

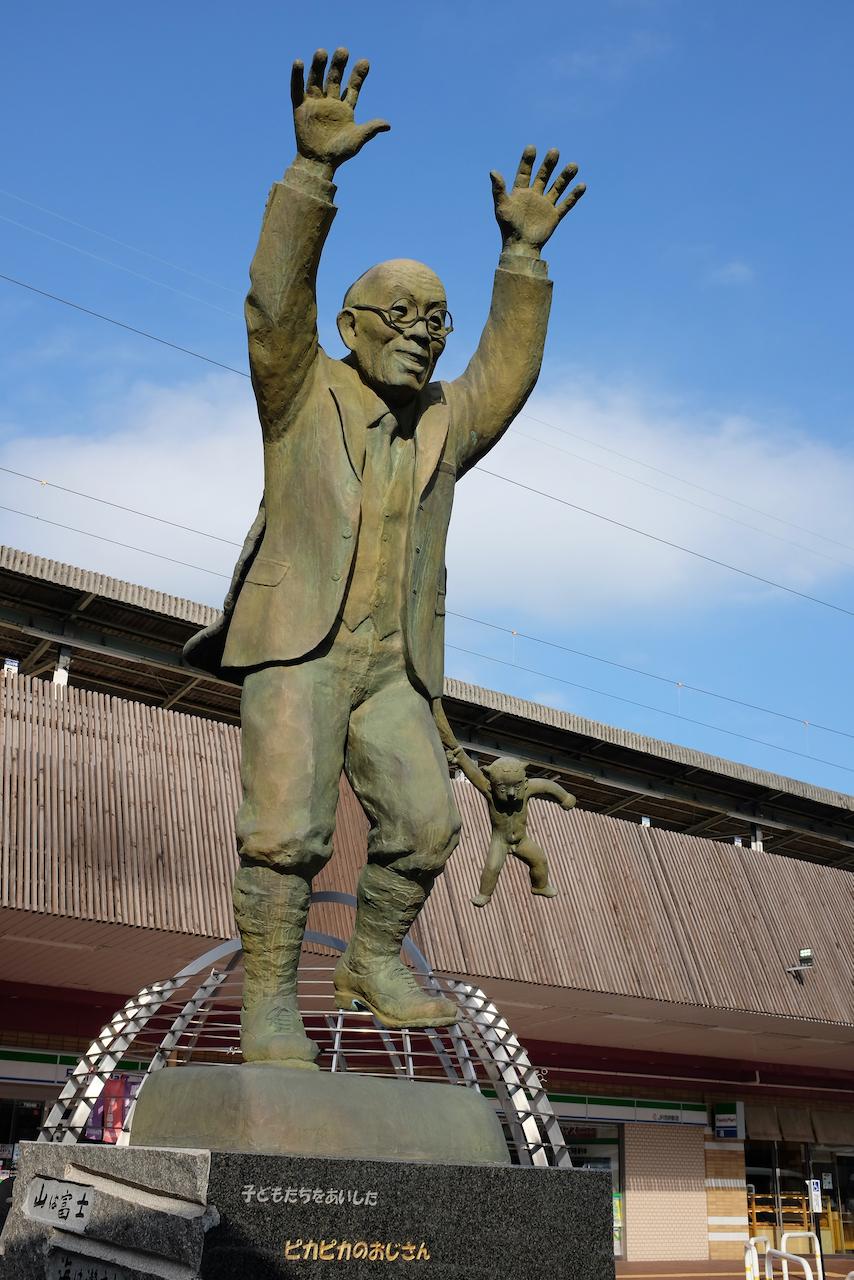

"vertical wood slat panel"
[1, 673, 853, 1028]
[0, 675, 242, 937]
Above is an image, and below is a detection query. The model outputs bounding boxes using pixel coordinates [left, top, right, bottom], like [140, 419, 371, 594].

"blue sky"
[2, 1, 853, 792]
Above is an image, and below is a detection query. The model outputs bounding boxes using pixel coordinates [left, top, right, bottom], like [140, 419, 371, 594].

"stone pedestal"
[129, 1064, 511, 1165]
[0, 1142, 215, 1279]
[1, 1143, 616, 1279]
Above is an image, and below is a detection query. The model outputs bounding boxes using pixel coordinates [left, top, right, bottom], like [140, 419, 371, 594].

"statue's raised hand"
[291, 48, 390, 174]
[490, 147, 586, 257]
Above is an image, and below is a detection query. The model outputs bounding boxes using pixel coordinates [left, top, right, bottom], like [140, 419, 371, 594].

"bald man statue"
[184, 47, 585, 1067]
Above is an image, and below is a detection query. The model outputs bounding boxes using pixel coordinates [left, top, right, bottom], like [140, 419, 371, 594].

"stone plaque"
[202, 1151, 615, 1278]
[45, 1249, 134, 1280]
[24, 1178, 94, 1232]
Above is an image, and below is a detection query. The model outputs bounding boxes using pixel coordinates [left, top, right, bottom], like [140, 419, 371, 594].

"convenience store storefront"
[553, 1095, 709, 1259]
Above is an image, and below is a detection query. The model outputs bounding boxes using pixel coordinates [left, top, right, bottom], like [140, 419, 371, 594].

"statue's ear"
[337, 309, 357, 352]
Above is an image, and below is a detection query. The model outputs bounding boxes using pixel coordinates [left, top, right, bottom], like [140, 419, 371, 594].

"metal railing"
[747, 1235, 770, 1280]
[763, 1249, 814, 1280]
[780, 1231, 824, 1280]
[39, 892, 571, 1168]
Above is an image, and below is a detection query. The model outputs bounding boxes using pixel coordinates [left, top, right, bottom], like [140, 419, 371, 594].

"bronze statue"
[435, 702, 577, 906]
[184, 47, 585, 1068]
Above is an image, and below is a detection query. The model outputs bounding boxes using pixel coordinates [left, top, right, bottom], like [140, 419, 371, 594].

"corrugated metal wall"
[2, 676, 853, 1024]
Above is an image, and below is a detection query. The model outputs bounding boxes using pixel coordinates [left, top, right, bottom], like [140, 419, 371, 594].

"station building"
[0, 543, 852, 1265]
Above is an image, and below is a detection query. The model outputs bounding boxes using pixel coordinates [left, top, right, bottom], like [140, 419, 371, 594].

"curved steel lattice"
[39, 892, 571, 1167]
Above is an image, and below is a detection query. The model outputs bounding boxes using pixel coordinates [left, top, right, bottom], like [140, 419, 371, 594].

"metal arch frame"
[38, 890, 570, 1169]
[447, 980, 572, 1169]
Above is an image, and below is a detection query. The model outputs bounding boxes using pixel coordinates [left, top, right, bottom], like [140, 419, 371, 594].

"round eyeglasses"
[347, 299, 453, 341]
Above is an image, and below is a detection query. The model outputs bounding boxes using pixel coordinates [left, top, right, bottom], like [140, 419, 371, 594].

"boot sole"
[333, 990, 458, 1030]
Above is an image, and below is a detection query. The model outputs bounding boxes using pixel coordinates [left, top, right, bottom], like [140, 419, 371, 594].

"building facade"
[1, 546, 853, 1263]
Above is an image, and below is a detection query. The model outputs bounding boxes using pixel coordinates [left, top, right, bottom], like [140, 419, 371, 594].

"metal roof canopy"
[2, 544, 853, 867]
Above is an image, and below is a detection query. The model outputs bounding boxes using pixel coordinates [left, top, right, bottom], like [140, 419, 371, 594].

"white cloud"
[446, 381, 854, 625]
[0, 373, 260, 608]
[706, 259, 756, 287]
[1, 371, 853, 634]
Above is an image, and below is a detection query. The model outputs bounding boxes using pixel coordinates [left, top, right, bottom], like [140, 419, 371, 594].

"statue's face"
[338, 260, 448, 406]
[486, 758, 527, 805]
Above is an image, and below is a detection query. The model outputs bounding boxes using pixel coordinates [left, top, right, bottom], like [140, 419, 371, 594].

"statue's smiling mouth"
[395, 348, 429, 373]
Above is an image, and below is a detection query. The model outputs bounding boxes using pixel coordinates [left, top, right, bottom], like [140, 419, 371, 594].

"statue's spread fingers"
[513, 145, 537, 188]
[533, 148, 559, 193]
[290, 60, 305, 110]
[548, 162, 578, 203]
[356, 118, 391, 146]
[326, 47, 349, 98]
[306, 48, 328, 95]
[489, 170, 507, 202]
[344, 58, 370, 108]
[556, 182, 587, 217]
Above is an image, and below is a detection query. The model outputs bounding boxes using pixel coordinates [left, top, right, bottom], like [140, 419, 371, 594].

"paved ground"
[616, 1257, 852, 1279]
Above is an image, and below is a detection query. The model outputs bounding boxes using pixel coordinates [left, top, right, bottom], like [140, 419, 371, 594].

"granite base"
[203, 1149, 615, 1278]
[1, 1144, 616, 1280]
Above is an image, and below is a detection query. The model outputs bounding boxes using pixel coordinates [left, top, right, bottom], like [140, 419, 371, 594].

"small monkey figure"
[433, 701, 576, 907]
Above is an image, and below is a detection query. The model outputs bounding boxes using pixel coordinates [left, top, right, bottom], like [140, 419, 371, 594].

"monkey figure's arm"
[247, 48, 389, 437]
[526, 779, 577, 810]
[446, 146, 585, 477]
[452, 748, 493, 796]
[433, 699, 492, 795]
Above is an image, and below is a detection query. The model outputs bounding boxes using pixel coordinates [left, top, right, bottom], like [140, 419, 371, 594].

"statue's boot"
[233, 861, 318, 1067]
[334, 864, 458, 1029]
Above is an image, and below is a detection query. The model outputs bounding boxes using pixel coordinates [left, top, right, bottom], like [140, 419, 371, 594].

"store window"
[0, 1098, 45, 1173]
[746, 1140, 854, 1255]
[563, 1124, 623, 1257]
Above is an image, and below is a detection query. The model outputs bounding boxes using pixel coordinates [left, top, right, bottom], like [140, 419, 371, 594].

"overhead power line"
[0, 213, 238, 319]
[0, 505, 229, 579]
[4, 493, 850, 773]
[521, 410, 854, 558]
[476, 467, 854, 620]
[446, 644, 854, 778]
[2, 478, 852, 745]
[0, 186, 243, 296]
[2, 189, 847, 558]
[0, 274, 250, 377]
[3, 271, 853, 621]
[514, 426, 854, 572]
[448, 611, 854, 744]
[0, 465, 243, 547]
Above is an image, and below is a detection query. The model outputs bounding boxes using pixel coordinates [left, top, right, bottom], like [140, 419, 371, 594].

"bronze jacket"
[183, 165, 552, 700]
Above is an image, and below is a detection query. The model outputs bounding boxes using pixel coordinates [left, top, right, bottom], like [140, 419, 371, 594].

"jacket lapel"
[326, 355, 450, 494]
[414, 382, 451, 496]
[328, 359, 370, 480]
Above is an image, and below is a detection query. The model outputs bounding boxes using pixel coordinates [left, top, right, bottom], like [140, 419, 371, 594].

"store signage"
[646, 1107, 680, 1124]
[554, 1095, 707, 1126]
[808, 1179, 822, 1214]
[713, 1102, 745, 1139]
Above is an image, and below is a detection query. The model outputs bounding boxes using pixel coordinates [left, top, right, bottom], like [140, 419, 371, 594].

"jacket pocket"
[245, 556, 290, 587]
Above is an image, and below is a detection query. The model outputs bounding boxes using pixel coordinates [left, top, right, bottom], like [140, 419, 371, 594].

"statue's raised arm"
[447, 146, 585, 476]
[246, 49, 390, 434]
